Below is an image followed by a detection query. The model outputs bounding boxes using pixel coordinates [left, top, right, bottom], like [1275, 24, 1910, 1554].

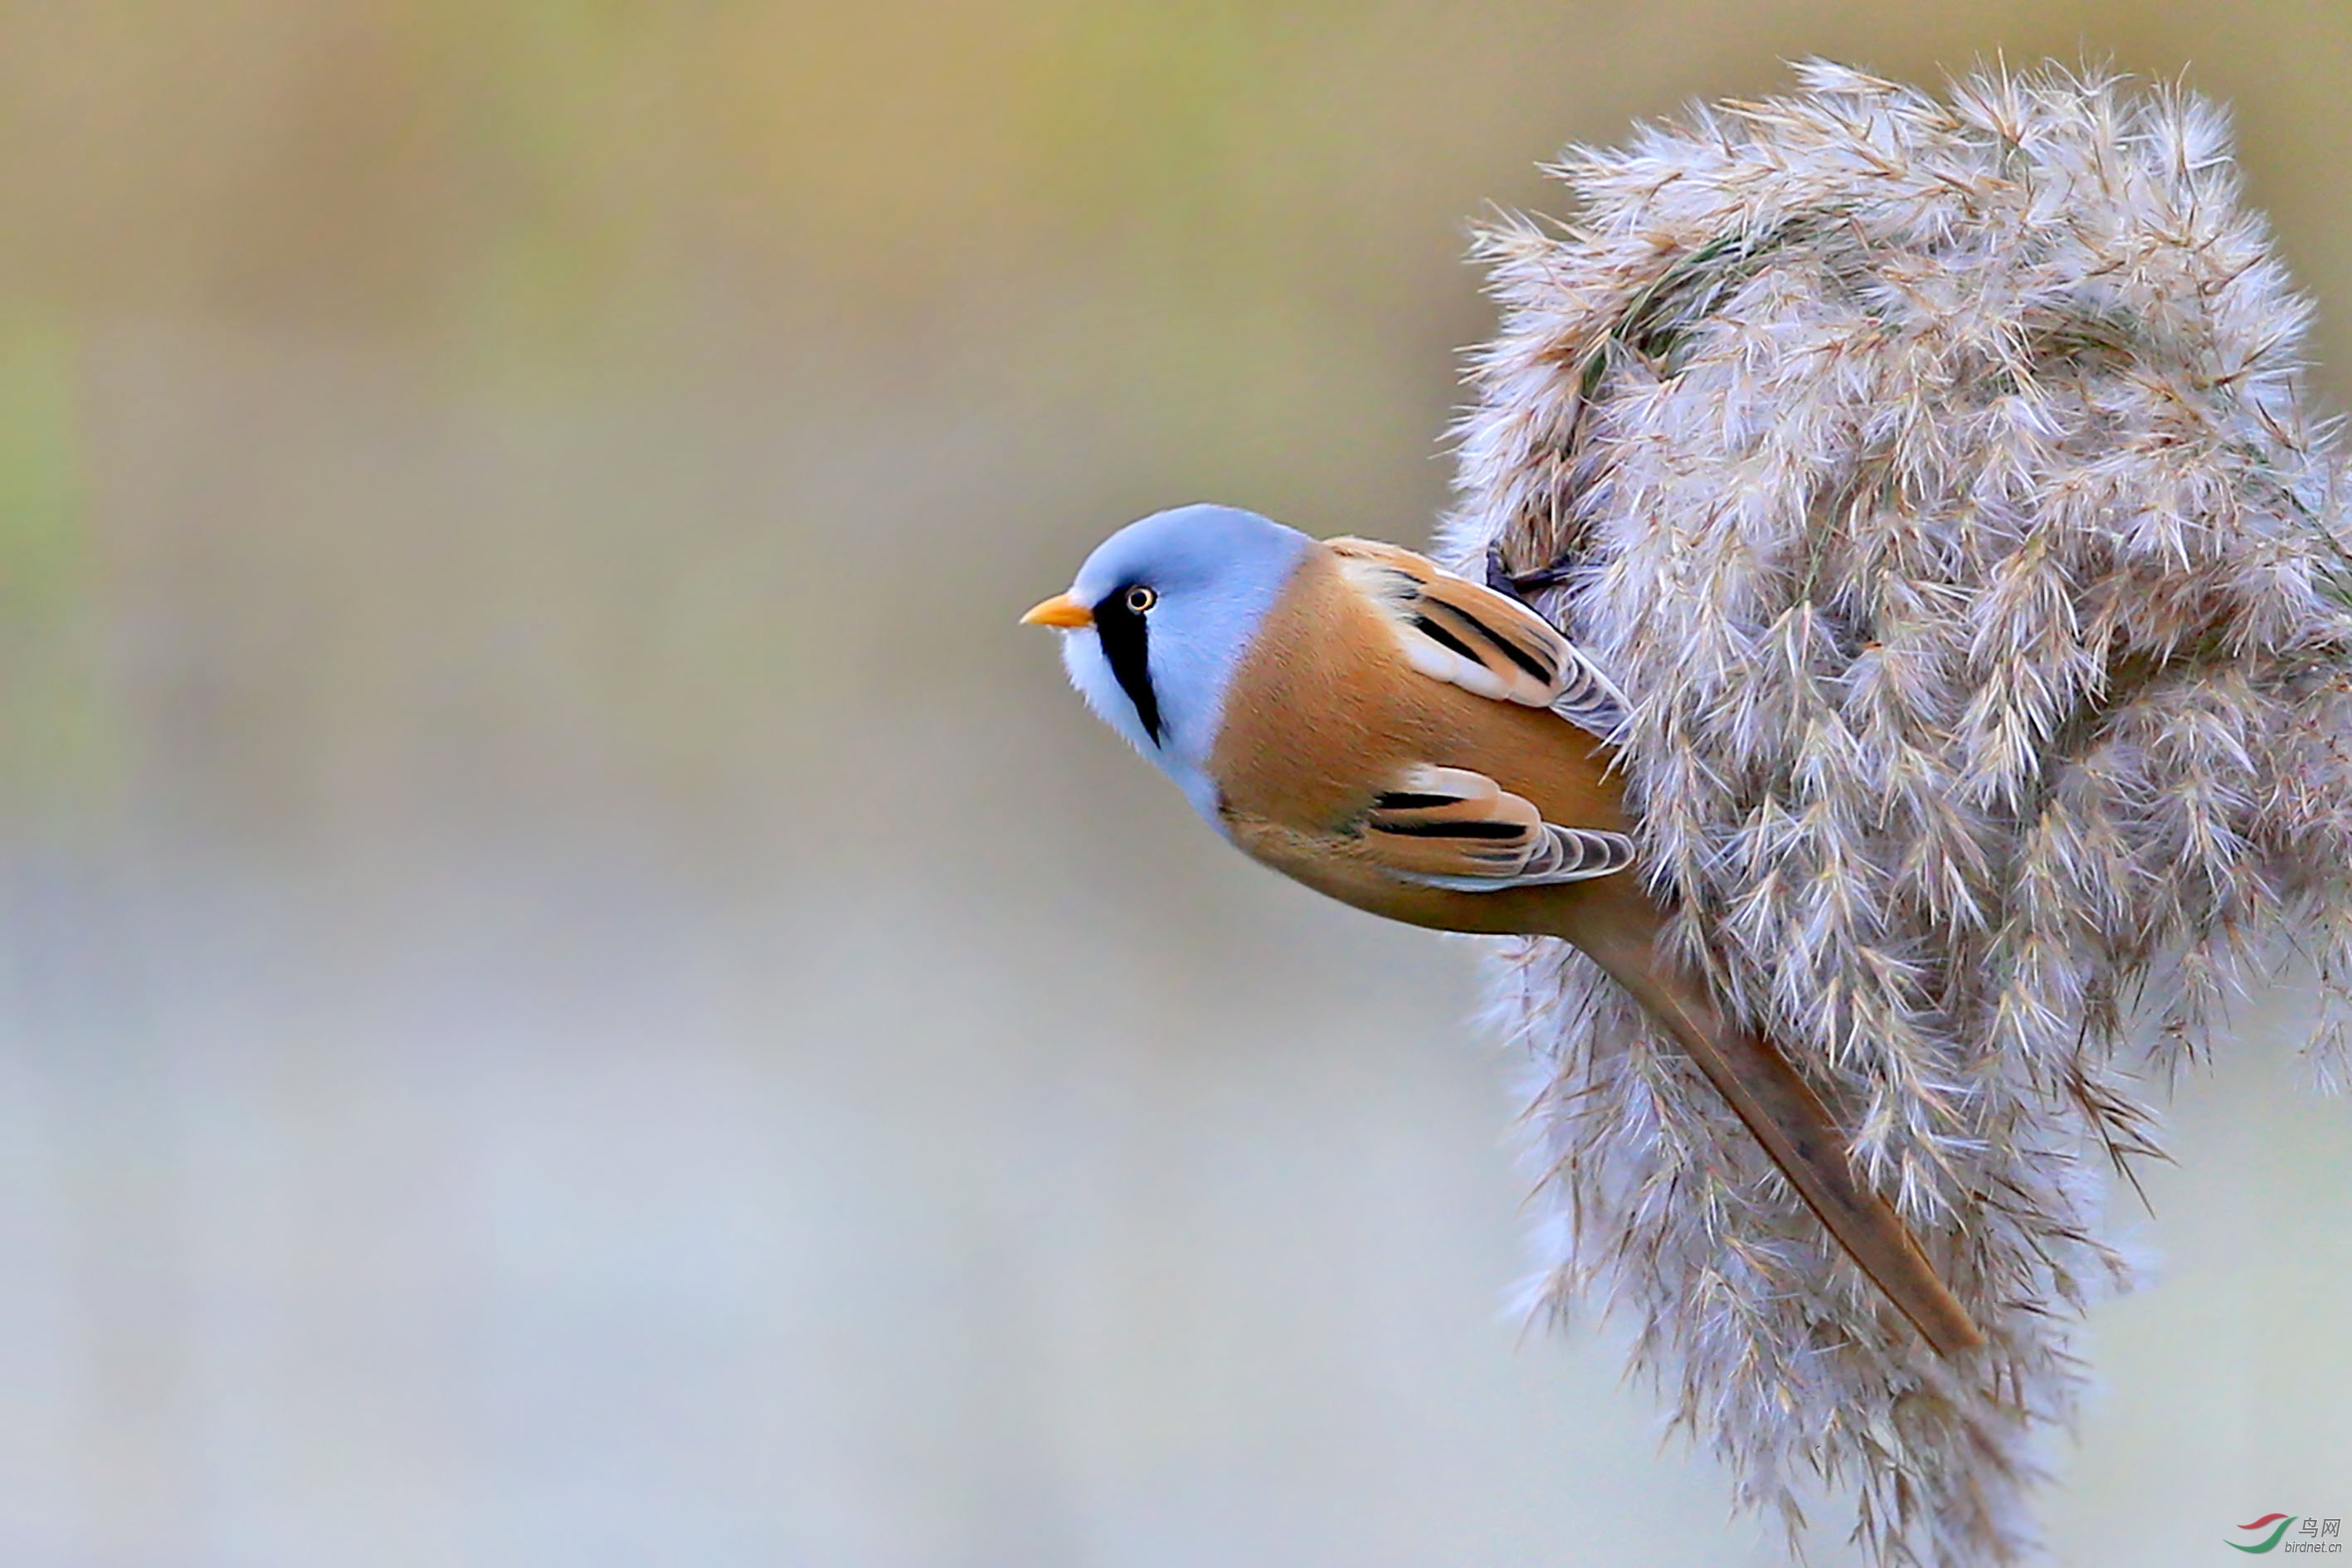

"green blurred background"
[0, 4, 2346, 1565]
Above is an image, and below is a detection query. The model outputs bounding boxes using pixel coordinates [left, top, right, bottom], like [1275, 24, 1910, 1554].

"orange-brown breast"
[1208, 543, 1632, 939]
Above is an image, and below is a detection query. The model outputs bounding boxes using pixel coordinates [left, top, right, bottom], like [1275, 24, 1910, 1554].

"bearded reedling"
[1024, 502, 1982, 1358]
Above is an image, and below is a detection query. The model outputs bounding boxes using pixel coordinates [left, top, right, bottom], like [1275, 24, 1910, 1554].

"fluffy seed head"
[1444, 61, 2352, 1567]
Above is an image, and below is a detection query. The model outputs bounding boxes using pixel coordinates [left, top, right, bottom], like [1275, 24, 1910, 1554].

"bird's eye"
[1125, 585, 1157, 614]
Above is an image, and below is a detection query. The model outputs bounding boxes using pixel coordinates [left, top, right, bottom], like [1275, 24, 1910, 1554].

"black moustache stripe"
[1373, 791, 1462, 810]
[1094, 587, 1162, 745]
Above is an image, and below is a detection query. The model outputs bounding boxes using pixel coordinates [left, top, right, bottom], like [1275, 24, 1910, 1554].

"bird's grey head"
[1025, 504, 1312, 823]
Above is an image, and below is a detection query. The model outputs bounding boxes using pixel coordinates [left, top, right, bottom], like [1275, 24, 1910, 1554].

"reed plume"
[1440, 61, 2352, 1566]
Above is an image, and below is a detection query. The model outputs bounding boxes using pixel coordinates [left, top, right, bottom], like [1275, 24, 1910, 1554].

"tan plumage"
[1030, 515, 1983, 1359]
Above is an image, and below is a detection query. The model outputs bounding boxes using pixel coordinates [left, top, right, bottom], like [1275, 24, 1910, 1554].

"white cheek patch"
[1059, 620, 1233, 831]
[1064, 632, 1152, 757]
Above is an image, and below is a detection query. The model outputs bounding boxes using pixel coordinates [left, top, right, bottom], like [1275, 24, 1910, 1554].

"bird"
[1023, 502, 1984, 1359]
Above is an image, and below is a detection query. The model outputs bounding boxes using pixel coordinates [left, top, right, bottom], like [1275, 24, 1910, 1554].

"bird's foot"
[1484, 544, 1578, 606]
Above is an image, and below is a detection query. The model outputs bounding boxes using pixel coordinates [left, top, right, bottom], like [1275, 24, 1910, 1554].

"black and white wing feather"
[1326, 538, 1625, 738]
[1361, 765, 1634, 891]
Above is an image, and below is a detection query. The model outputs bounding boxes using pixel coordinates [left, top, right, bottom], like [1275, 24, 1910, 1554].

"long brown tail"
[1554, 879, 1984, 1359]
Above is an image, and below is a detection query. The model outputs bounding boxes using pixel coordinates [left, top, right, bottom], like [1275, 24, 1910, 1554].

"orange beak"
[1020, 592, 1093, 630]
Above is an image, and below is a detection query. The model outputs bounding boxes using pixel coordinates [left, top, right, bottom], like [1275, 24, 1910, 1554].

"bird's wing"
[1325, 537, 1625, 737]
[1361, 765, 1634, 891]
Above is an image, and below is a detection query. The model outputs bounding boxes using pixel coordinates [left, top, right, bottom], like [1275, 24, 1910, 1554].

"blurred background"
[0, 3, 2347, 1565]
